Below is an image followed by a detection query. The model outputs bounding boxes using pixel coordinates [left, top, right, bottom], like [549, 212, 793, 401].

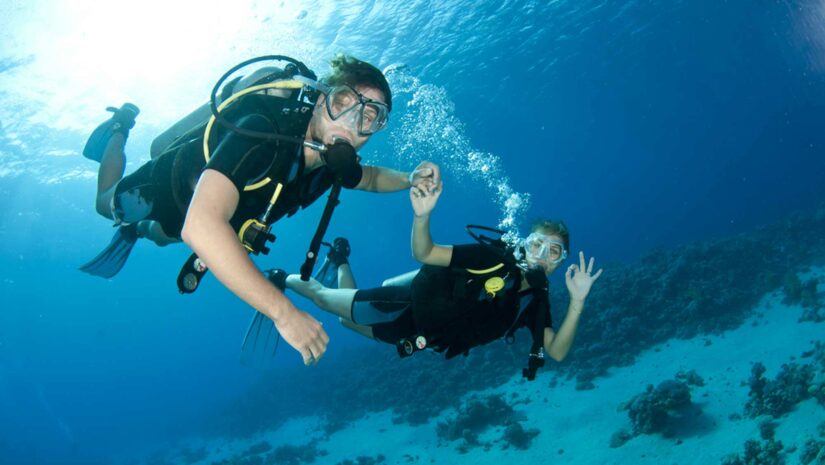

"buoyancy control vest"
[406, 232, 554, 381]
[173, 56, 356, 293]
[410, 259, 524, 359]
[150, 91, 317, 239]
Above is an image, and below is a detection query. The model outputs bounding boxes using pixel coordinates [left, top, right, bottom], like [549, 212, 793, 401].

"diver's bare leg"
[338, 263, 356, 289]
[285, 275, 357, 320]
[136, 220, 180, 246]
[381, 269, 419, 287]
[95, 133, 126, 219]
[340, 319, 375, 339]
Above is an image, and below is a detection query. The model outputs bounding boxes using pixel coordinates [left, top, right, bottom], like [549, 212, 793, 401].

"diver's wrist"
[265, 305, 282, 323]
[569, 298, 585, 312]
[266, 294, 294, 323]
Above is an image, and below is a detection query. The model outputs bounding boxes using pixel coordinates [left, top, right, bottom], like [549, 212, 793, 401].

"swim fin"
[239, 269, 287, 367]
[239, 311, 281, 368]
[327, 237, 351, 266]
[82, 103, 140, 162]
[79, 224, 139, 278]
[313, 237, 351, 288]
[239, 242, 349, 365]
[313, 257, 337, 288]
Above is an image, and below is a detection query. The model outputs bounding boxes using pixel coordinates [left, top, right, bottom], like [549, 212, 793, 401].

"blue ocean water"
[1, 1, 824, 464]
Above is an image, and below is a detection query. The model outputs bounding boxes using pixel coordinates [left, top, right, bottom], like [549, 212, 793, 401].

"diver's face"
[524, 233, 565, 275]
[310, 85, 387, 150]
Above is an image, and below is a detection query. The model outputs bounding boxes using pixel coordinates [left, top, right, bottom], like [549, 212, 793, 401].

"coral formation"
[245, 441, 272, 455]
[435, 394, 538, 451]
[209, 441, 325, 465]
[799, 438, 825, 465]
[619, 379, 695, 436]
[675, 369, 706, 387]
[720, 439, 785, 465]
[783, 273, 825, 323]
[266, 442, 325, 465]
[501, 422, 540, 450]
[745, 362, 814, 418]
[335, 455, 386, 465]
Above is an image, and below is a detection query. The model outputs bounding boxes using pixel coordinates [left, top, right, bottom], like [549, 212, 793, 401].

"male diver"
[80, 55, 442, 366]
[269, 179, 602, 380]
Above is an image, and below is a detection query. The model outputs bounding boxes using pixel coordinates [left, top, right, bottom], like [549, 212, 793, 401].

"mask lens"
[359, 102, 388, 135]
[327, 87, 358, 119]
[324, 86, 389, 136]
[547, 244, 562, 261]
[527, 238, 544, 255]
[524, 233, 567, 266]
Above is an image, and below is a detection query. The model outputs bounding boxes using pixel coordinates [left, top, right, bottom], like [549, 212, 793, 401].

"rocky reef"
[610, 375, 707, 448]
[435, 393, 539, 452]
[209, 440, 326, 465]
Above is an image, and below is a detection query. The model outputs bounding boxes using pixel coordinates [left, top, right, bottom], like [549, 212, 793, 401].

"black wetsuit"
[353, 244, 552, 358]
[112, 94, 362, 239]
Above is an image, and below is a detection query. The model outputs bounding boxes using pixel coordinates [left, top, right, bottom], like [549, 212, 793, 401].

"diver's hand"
[273, 303, 329, 366]
[409, 161, 442, 194]
[410, 181, 442, 217]
[565, 252, 603, 303]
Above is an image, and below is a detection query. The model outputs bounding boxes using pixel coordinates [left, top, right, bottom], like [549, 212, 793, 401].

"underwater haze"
[1, 1, 825, 464]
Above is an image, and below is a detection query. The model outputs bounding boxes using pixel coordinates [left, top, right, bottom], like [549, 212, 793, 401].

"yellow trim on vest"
[203, 79, 307, 192]
[466, 263, 505, 274]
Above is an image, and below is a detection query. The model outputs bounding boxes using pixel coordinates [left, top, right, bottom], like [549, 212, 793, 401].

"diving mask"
[318, 83, 389, 136]
[523, 232, 567, 267]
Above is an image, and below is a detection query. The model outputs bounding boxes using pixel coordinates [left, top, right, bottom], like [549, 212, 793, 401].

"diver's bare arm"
[181, 170, 298, 323]
[410, 177, 451, 266]
[544, 299, 584, 362]
[356, 161, 442, 193]
[412, 211, 453, 266]
[355, 165, 411, 192]
[184, 170, 329, 365]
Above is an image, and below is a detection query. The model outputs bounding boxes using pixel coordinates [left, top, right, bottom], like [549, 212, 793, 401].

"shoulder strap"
[522, 290, 548, 381]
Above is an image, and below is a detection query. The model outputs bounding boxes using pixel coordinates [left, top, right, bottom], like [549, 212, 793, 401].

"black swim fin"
[239, 268, 286, 367]
[239, 311, 281, 368]
[82, 103, 140, 162]
[239, 245, 349, 366]
[79, 224, 139, 278]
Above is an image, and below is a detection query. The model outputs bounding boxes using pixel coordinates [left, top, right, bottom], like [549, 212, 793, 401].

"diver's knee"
[149, 139, 164, 159]
[313, 292, 331, 311]
[95, 196, 113, 219]
[138, 221, 177, 247]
